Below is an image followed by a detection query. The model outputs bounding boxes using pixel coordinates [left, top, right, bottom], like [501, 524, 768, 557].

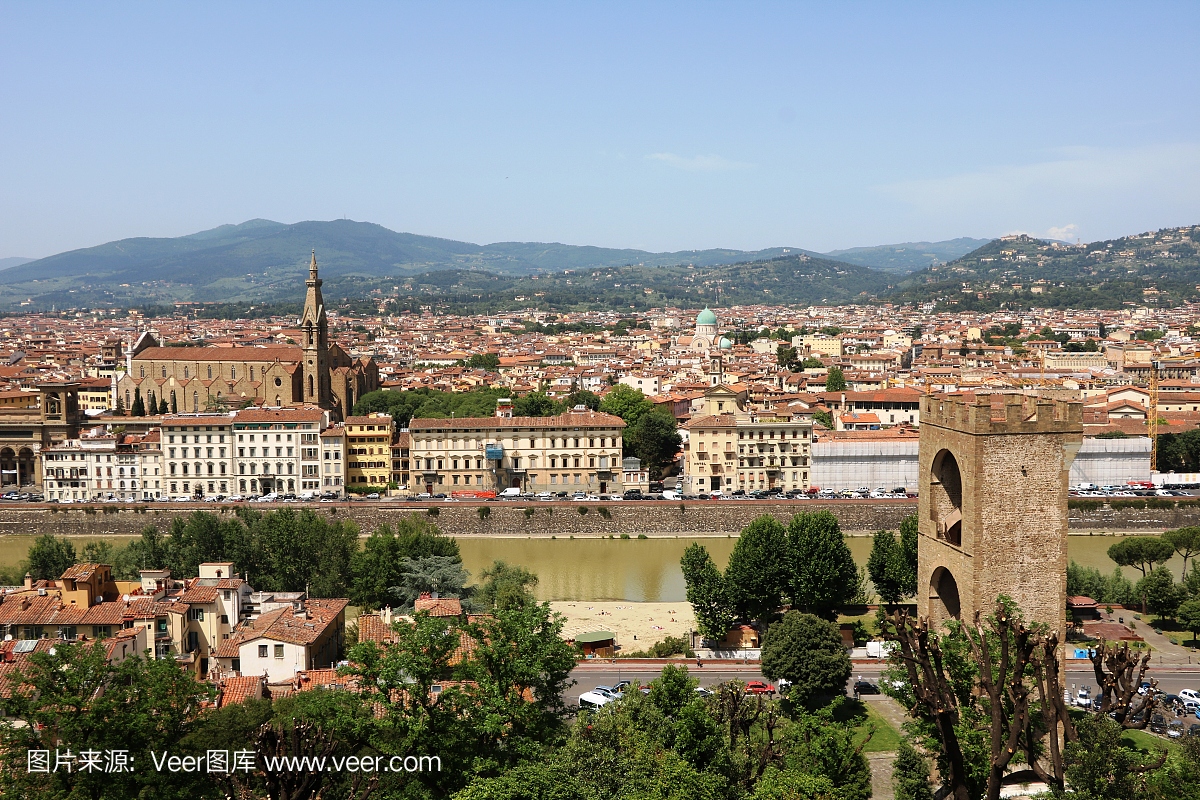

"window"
[274, 644, 284, 659]
[259, 644, 268, 658]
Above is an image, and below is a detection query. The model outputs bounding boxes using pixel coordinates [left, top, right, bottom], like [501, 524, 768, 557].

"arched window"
[192, 392, 199, 412]
[231, 365, 236, 380]
[124, 390, 131, 409]
[930, 450, 963, 547]
[161, 366, 166, 378]
[309, 375, 314, 396]
[170, 464, 176, 475]
[207, 365, 212, 379]
[275, 395, 281, 406]
[183, 366, 189, 379]
[139, 366, 144, 378]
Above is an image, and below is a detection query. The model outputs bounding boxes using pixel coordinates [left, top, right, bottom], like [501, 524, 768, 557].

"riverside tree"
[760, 612, 852, 709]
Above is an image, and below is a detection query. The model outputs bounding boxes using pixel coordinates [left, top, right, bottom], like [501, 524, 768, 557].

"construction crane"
[1149, 360, 1160, 472]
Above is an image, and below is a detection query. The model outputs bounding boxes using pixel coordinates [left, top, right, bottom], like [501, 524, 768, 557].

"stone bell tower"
[917, 393, 1082, 643]
[300, 250, 332, 411]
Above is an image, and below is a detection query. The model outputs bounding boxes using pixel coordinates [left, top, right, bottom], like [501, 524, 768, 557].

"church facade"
[116, 253, 377, 421]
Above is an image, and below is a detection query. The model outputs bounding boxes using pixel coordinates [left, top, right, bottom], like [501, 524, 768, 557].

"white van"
[578, 690, 614, 710]
[499, 487, 522, 498]
[661, 490, 680, 500]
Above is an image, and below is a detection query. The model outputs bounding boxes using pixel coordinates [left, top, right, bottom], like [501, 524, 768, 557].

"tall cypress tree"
[159, 397, 169, 414]
[169, 391, 177, 414]
[131, 387, 145, 417]
[147, 391, 157, 416]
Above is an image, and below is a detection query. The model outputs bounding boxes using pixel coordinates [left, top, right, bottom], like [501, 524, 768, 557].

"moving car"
[854, 680, 880, 696]
[744, 680, 775, 695]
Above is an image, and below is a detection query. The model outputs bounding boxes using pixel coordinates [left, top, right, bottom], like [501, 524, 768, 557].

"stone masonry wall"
[0, 500, 1193, 540]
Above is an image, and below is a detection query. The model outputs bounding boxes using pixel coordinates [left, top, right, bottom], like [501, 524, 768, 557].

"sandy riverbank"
[551, 601, 696, 650]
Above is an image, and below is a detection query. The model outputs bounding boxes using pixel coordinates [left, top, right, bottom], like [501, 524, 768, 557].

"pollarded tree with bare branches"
[888, 599, 1078, 800]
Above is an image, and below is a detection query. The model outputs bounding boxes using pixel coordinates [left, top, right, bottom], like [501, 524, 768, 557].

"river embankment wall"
[0, 499, 1196, 538]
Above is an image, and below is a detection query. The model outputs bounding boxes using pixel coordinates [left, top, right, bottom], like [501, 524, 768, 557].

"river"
[0, 532, 1180, 603]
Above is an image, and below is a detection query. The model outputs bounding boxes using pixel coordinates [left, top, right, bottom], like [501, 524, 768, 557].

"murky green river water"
[2, 532, 1180, 602]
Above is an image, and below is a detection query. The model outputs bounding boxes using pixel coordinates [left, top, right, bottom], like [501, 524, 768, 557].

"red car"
[745, 680, 775, 695]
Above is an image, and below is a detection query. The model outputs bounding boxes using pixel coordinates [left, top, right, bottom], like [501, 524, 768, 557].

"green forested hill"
[0, 219, 823, 309]
[335, 252, 895, 314]
[884, 226, 1200, 310]
[824, 237, 989, 273]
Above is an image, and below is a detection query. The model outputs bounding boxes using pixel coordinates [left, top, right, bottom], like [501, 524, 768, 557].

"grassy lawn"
[854, 703, 903, 753]
[1120, 727, 1178, 754]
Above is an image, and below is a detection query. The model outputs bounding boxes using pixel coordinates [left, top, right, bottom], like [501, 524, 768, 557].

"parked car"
[854, 680, 880, 696]
[744, 680, 775, 695]
[1189, 723, 1200, 737]
[365, 492, 381, 500]
[578, 691, 613, 710]
[1150, 713, 1168, 734]
[1168, 720, 1186, 739]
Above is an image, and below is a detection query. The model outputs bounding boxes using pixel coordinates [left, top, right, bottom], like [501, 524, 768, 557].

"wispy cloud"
[1045, 223, 1079, 242]
[645, 152, 752, 172]
[874, 142, 1200, 211]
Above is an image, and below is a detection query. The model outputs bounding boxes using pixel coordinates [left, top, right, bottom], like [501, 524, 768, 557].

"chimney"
[23, 573, 32, 591]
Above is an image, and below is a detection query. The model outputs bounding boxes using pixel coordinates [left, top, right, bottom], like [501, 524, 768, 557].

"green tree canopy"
[475, 560, 539, 611]
[681, 543, 735, 639]
[761, 612, 853, 709]
[513, 391, 563, 417]
[867, 529, 908, 605]
[786, 510, 858, 619]
[25, 534, 76, 581]
[1163, 526, 1200, 578]
[627, 408, 682, 480]
[466, 352, 501, 370]
[1107, 536, 1176, 577]
[825, 366, 847, 392]
[1179, 598, 1200, 647]
[724, 515, 791, 627]
[1134, 566, 1187, 620]
[563, 389, 600, 411]
[349, 515, 460, 609]
[599, 384, 655, 425]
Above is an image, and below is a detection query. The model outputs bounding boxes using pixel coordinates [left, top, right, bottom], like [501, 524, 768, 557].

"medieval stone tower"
[917, 393, 1082, 642]
[300, 250, 332, 409]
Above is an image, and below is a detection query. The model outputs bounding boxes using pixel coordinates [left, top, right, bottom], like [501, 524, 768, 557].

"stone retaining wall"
[0, 500, 1194, 539]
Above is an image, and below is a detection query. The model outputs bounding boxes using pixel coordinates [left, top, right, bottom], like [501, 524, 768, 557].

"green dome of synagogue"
[696, 307, 717, 326]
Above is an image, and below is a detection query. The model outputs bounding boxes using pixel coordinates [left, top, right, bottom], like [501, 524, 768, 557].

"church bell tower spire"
[300, 250, 332, 412]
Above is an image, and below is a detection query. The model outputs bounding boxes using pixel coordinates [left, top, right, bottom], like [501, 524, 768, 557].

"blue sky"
[2, 2, 1198, 257]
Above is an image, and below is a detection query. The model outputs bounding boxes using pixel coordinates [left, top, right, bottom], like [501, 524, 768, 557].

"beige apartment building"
[162, 413, 235, 498]
[683, 410, 813, 495]
[407, 401, 626, 495]
[232, 407, 326, 497]
[344, 413, 394, 489]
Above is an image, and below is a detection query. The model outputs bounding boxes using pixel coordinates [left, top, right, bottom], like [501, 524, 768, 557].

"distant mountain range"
[0, 257, 33, 271]
[825, 238, 990, 273]
[0, 219, 988, 310]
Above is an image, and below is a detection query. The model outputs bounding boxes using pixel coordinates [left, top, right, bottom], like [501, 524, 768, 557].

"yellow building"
[407, 402, 626, 496]
[683, 404, 813, 495]
[345, 412, 394, 489]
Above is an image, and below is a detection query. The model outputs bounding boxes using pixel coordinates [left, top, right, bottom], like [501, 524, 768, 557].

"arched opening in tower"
[930, 449, 963, 546]
[929, 566, 962, 625]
